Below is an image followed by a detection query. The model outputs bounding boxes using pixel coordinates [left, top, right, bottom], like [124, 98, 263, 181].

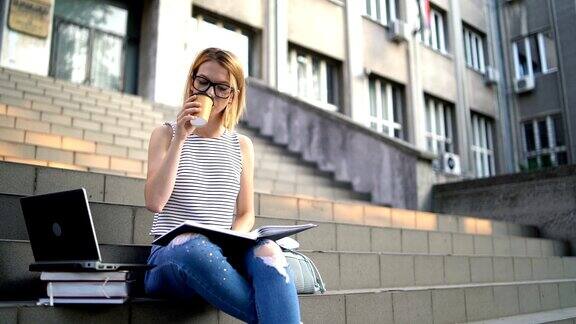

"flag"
[422, 0, 431, 29]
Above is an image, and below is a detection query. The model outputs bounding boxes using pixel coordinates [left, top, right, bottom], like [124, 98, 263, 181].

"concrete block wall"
[433, 164, 576, 254]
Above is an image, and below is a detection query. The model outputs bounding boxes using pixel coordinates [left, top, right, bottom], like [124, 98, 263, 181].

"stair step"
[1, 239, 575, 299]
[468, 307, 576, 324]
[0, 240, 149, 300]
[0, 162, 543, 239]
[0, 126, 365, 201]
[1, 281, 575, 323]
[0, 193, 562, 257]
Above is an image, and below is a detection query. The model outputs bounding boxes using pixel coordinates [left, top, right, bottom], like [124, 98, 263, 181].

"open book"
[152, 220, 317, 247]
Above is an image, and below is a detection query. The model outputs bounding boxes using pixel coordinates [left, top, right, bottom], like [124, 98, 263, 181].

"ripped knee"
[254, 240, 290, 283]
[169, 232, 201, 247]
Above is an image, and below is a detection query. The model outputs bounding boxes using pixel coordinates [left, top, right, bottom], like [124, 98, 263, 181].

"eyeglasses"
[192, 75, 234, 99]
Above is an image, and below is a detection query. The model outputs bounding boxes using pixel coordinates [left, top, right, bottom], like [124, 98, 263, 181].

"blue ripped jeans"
[144, 233, 301, 324]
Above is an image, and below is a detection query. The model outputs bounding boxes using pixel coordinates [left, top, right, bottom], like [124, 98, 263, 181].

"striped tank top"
[149, 121, 243, 236]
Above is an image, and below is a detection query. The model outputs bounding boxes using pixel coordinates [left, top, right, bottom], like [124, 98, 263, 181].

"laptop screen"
[20, 188, 101, 262]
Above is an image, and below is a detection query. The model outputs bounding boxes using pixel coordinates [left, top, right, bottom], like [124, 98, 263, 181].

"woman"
[143, 48, 301, 323]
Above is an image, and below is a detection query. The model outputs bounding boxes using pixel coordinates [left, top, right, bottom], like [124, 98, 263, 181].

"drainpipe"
[489, 0, 517, 173]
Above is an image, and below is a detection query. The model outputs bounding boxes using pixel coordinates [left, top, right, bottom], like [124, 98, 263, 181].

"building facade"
[497, 0, 575, 172]
[1, 0, 570, 179]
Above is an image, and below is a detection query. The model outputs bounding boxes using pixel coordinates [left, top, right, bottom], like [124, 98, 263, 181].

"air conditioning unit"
[484, 66, 499, 85]
[388, 20, 410, 43]
[514, 75, 535, 94]
[442, 152, 462, 176]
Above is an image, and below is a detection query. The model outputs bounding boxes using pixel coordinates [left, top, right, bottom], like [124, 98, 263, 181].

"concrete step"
[0, 161, 544, 240]
[1, 281, 575, 323]
[2, 239, 575, 299]
[253, 177, 370, 202]
[467, 307, 576, 324]
[0, 139, 366, 201]
[0, 240, 149, 300]
[0, 86, 162, 135]
[305, 250, 576, 291]
[0, 67, 161, 116]
[0, 186, 567, 256]
[0, 192, 567, 258]
[0, 121, 365, 201]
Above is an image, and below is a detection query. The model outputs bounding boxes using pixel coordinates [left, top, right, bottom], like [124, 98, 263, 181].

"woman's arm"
[231, 134, 255, 232]
[144, 125, 185, 212]
[145, 96, 201, 212]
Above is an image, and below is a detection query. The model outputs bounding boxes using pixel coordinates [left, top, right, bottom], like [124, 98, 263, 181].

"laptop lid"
[20, 188, 102, 263]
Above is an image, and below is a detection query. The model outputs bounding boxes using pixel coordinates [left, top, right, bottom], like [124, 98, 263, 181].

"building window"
[421, 7, 448, 53]
[368, 76, 405, 139]
[424, 95, 455, 155]
[288, 47, 340, 111]
[471, 113, 495, 177]
[522, 115, 567, 170]
[463, 26, 486, 73]
[364, 0, 400, 25]
[192, 8, 260, 79]
[50, 0, 128, 91]
[512, 32, 557, 79]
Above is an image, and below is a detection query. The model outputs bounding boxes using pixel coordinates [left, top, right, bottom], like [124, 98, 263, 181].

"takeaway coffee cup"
[190, 94, 213, 127]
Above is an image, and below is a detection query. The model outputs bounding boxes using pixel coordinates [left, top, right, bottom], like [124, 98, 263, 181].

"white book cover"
[41, 271, 130, 281]
[153, 220, 317, 246]
[37, 297, 127, 305]
[46, 281, 131, 298]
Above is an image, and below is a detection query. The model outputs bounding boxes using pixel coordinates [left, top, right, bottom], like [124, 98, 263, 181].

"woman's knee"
[169, 232, 206, 247]
[254, 240, 284, 259]
[251, 240, 291, 283]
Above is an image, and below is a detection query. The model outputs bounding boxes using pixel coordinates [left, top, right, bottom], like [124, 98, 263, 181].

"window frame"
[364, 0, 399, 25]
[463, 26, 486, 74]
[471, 113, 495, 177]
[367, 75, 405, 140]
[522, 115, 567, 170]
[49, 17, 127, 92]
[288, 46, 340, 111]
[424, 95, 455, 156]
[512, 32, 557, 79]
[192, 8, 260, 79]
[421, 7, 448, 54]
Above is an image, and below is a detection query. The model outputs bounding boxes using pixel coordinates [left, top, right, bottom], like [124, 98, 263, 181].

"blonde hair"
[183, 48, 246, 132]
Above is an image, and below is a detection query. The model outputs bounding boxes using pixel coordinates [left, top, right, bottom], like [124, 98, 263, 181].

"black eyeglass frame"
[191, 74, 236, 99]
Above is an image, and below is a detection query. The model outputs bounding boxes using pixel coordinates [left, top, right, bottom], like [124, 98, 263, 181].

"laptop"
[20, 188, 153, 272]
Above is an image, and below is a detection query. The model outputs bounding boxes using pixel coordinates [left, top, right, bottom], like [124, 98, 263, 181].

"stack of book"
[37, 271, 133, 305]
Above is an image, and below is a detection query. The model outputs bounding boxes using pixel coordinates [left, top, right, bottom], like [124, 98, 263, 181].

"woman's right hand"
[174, 95, 201, 142]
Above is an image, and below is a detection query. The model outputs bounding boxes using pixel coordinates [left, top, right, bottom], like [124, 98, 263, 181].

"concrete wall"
[432, 165, 576, 254]
[416, 159, 453, 211]
[465, 69, 496, 117]
[362, 18, 409, 85]
[244, 78, 435, 209]
[505, 0, 550, 39]
[430, 0, 450, 12]
[193, 0, 264, 29]
[552, 0, 576, 164]
[420, 47, 457, 102]
[138, 0, 159, 102]
[287, 0, 345, 60]
[460, 0, 487, 32]
[516, 72, 562, 120]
